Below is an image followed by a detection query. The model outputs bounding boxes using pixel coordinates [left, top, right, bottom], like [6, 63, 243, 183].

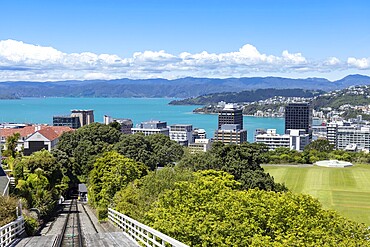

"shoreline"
[193, 111, 284, 118]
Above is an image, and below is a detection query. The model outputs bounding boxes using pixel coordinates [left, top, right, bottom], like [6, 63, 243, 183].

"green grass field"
[263, 164, 370, 226]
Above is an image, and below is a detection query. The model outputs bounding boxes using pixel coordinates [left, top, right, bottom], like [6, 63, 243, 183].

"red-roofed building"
[0, 125, 43, 152]
[23, 126, 73, 155]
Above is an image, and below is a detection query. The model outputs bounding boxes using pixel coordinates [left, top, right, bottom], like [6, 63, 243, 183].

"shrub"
[24, 216, 39, 236]
[0, 196, 18, 226]
[97, 207, 108, 221]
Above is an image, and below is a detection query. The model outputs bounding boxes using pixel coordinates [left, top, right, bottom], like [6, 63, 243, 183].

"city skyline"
[0, 0, 369, 81]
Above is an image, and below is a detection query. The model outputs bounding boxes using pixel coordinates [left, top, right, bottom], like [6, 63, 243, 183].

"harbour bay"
[0, 97, 284, 142]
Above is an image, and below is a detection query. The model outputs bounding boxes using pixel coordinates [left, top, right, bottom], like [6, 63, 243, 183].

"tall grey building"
[214, 124, 247, 145]
[218, 104, 243, 130]
[285, 103, 312, 135]
[71, 109, 94, 127]
[214, 104, 247, 144]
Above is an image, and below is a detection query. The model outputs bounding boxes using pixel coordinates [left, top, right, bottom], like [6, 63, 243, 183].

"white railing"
[108, 208, 189, 247]
[2, 178, 9, 197]
[0, 216, 25, 247]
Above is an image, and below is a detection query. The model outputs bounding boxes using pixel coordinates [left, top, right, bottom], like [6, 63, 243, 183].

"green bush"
[0, 196, 18, 226]
[24, 216, 39, 236]
[97, 207, 108, 221]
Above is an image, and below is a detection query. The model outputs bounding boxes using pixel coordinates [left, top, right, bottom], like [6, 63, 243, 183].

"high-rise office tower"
[218, 104, 243, 129]
[285, 103, 312, 134]
[214, 104, 247, 144]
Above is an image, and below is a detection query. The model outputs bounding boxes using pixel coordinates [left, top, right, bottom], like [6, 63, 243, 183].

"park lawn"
[263, 164, 370, 226]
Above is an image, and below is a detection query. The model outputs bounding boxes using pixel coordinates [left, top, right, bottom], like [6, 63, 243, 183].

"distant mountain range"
[0, 74, 370, 98]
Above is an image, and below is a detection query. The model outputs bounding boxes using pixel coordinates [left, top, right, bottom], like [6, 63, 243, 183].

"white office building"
[131, 120, 169, 136]
[169, 124, 193, 146]
[337, 127, 370, 151]
[255, 129, 310, 151]
[327, 122, 370, 152]
[188, 139, 211, 153]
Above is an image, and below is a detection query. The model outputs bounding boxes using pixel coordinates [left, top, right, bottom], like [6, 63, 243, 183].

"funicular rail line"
[55, 198, 84, 247]
[79, 203, 98, 234]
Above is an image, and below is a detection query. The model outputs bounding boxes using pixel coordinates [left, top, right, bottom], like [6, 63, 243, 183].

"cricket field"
[263, 164, 370, 226]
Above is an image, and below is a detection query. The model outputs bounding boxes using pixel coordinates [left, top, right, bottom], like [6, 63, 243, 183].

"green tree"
[12, 150, 71, 217]
[20, 150, 64, 188]
[16, 168, 56, 216]
[115, 133, 184, 170]
[114, 133, 153, 168]
[88, 151, 148, 210]
[108, 121, 121, 131]
[4, 132, 21, 158]
[113, 167, 194, 221]
[145, 170, 369, 247]
[179, 142, 286, 192]
[56, 123, 121, 180]
[304, 139, 334, 152]
[146, 134, 184, 168]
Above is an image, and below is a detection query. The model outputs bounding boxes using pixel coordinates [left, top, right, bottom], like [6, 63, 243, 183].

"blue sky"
[0, 0, 369, 81]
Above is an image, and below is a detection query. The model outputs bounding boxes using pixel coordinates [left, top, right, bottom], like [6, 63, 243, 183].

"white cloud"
[0, 39, 369, 81]
[281, 50, 307, 64]
[347, 57, 370, 69]
[325, 57, 341, 66]
[0, 39, 63, 64]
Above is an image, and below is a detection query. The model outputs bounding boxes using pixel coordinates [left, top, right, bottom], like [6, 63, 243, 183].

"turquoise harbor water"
[0, 98, 284, 142]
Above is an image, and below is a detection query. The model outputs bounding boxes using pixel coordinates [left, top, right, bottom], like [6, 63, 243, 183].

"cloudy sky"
[0, 0, 369, 81]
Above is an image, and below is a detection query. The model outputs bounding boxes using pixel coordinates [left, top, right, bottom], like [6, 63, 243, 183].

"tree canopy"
[3, 132, 21, 158]
[178, 142, 286, 192]
[88, 151, 148, 210]
[13, 150, 69, 217]
[145, 170, 369, 246]
[55, 123, 121, 181]
[304, 139, 334, 153]
[114, 133, 184, 170]
[113, 167, 194, 221]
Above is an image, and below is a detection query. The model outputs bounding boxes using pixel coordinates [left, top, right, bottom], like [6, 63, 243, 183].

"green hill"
[170, 88, 323, 105]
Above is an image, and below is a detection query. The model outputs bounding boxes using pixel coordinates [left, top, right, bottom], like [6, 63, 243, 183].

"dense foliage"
[114, 133, 184, 170]
[88, 151, 148, 218]
[3, 133, 21, 158]
[265, 140, 370, 165]
[55, 123, 121, 181]
[303, 139, 334, 153]
[178, 142, 287, 192]
[113, 167, 194, 221]
[0, 196, 18, 226]
[145, 170, 369, 246]
[55, 124, 183, 181]
[13, 150, 69, 217]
